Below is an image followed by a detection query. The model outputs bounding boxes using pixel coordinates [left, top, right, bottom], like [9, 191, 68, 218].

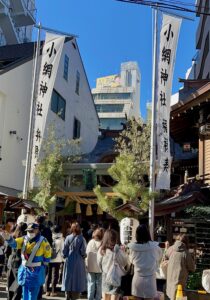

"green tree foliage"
[115, 117, 151, 180]
[94, 118, 152, 220]
[94, 185, 125, 221]
[109, 154, 143, 203]
[185, 205, 210, 218]
[32, 124, 81, 210]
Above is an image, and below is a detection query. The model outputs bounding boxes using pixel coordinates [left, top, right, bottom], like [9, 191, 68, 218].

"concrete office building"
[188, 0, 210, 79]
[0, 0, 36, 46]
[92, 61, 141, 130]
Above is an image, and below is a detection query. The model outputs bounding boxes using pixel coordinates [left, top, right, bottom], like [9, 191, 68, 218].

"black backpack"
[51, 238, 59, 259]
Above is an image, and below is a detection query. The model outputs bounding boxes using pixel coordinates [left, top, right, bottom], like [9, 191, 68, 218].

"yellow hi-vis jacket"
[7, 234, 51, 287]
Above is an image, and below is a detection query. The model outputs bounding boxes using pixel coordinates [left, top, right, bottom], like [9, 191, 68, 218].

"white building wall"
[0, 39, 99, 192]
[46, 40, 99, 154]
[0, 60, 33, 190]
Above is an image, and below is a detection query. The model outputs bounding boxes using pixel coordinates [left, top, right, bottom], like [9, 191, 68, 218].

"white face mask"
[27, 232, 36, 239]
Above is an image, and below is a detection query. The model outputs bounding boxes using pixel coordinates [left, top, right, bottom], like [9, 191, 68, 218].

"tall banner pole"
[23, 24, 41, 199]
[149, 8, 159, 239]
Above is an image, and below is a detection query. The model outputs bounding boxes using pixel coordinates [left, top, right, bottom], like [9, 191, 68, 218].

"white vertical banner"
[156, 14, 181, 190]
[30, 33, 65, 187]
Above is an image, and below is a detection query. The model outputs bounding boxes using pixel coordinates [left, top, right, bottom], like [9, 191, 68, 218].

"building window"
[95, 104, 124, 113]
[93, 93, 131, 100]
[75, 71, 80, 95]
[100, 118, 126, 130]
[73, 117, 81, 139]
[126, 70, 132, 87]
[72, 42, 77, 49]
[63, 55, 69, 81]
[51, 90, 66, 120]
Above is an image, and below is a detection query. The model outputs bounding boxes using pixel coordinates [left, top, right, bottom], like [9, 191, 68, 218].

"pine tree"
[115, 117, 151, 182]
[94, 118, 152, 220]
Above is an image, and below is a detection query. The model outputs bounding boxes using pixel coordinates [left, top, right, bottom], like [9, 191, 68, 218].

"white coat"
[128, 241, 162, 298]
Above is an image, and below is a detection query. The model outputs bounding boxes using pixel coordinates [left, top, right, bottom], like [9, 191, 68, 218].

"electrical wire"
[116, 0, 210, 16]
[116, 0, 197, 8]
[116, 0, 207, 14]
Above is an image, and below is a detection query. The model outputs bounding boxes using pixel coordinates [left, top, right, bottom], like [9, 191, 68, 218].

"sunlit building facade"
[92, 61, 141, 130]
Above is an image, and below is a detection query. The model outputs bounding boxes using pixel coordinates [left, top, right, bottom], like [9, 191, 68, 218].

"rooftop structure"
[188, 0, 210, 79]
[0, 0, 36, 46]
[92, 61, 141, 130]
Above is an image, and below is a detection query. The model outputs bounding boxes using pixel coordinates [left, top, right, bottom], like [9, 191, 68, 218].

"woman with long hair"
[62, 222, 86, 300]
[128, 224, 162, 300]
[166, 234, 195, 300]
[97, 229, 128, 300]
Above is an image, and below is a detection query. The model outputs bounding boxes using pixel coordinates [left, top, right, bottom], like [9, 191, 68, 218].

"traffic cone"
[176, 284, 184, 300]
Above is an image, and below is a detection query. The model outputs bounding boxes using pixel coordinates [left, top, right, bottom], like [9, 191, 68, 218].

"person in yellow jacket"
[1, 222, 51, 300]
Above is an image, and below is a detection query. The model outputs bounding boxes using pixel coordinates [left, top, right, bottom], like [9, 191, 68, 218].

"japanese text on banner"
[156, 14, 181, 190]
[30, 33, 65, 187]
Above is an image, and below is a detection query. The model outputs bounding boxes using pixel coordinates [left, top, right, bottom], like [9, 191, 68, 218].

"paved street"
[0, 278, 86, 300]
[0, 278, 88, 300]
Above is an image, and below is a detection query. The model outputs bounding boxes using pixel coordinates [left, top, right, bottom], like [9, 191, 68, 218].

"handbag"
[106, 252, 127, 287]
[159, 259, 169, 279]
[121, 263, 134, 295]
[157, 246, 174, 279]
[202, 269, 210, 293]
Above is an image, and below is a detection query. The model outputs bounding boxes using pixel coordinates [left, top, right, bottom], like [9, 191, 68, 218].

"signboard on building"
[96, 74, 121, 88]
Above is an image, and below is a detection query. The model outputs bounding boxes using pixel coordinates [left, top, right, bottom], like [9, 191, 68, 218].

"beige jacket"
[86, 239, 101, 273]
[166, 241, 195, 300]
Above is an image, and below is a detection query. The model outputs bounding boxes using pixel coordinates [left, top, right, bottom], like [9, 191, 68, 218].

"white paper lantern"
[120, 217, 139, 245]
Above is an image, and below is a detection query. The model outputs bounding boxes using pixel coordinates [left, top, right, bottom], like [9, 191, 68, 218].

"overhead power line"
[116, 0, 210, 16]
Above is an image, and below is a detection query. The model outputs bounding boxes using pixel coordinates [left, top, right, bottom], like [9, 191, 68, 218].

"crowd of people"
[0, 213, 196, 300]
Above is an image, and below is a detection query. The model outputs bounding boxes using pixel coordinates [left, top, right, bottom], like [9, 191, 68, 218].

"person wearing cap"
[1, 222, 51, 300]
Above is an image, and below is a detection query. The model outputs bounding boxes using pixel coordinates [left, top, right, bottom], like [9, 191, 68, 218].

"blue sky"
[36, 0, 198, 119]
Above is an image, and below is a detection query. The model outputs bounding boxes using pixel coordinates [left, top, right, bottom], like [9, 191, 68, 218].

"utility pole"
[149, 8, 159, 239]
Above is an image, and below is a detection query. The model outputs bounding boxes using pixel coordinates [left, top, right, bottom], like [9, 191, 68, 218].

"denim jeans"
[87, 272, 102, 300]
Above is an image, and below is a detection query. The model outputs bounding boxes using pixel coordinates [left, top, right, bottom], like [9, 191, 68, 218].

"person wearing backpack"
[86, 228, 104, 300]
[45, 225, 64, 297]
